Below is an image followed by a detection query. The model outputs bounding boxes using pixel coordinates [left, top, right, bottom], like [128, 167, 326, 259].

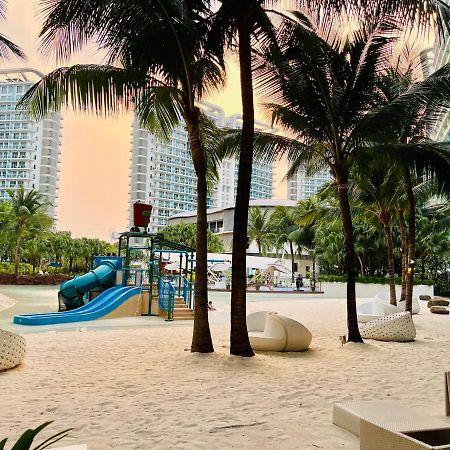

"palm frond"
[137, 86, 183, 141]
[0, 33, 25, 60]
[18, 64, 148, 119]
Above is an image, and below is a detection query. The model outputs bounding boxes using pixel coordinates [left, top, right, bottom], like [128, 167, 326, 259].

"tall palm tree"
[213, 0, 449, 352]
[359, 60, 450, 311]
[5, 188, 51, 275]
[20, 0, 226, 353]
[350, 165, 405, 305]
[247, 207, 274, 255]
[251, 14, 450, 341]
[269, 205, 299, 281]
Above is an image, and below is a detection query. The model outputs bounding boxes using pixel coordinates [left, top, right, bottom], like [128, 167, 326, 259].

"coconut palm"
[20, 0, 226, 354]
[247, 207, 274, 255]
[4, 188, 52, 275]
[250, 11, 450, 340]
[211, 0, 449, 351]
[269, 206, 300, 280]
[349, 165, 405, 305]
[357, 59, 450, 311]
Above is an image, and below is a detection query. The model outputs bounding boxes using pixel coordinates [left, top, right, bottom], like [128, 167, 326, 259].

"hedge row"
[318, 275, 434, 286]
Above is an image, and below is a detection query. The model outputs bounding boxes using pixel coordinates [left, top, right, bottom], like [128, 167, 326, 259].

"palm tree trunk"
[383, 221, 397, 306]
[187, 106, 214, 353]
[230, 25, 255, 357]
[397, 208, 407, 302]
[336, 175, 363, 343]
[14, 231, 23, 276]
[357, 256, 364, 275]
[289, 240, 295, 283]
[404, 168, 415, 313]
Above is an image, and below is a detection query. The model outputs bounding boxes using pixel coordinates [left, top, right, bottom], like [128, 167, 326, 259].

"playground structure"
[14, 231, 196, 326]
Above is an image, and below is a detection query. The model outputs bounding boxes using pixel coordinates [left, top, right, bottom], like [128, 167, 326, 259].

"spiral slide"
[58, 258, 121, 309]
[14, 286, 142, 325]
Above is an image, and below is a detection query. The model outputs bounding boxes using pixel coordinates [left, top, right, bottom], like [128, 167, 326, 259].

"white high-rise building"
[128, 102, 274, 232]
[0, 68, 62, 220]
[287, 167, 332, 201]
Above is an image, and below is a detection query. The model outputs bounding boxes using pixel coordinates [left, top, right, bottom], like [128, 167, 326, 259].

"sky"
[1, 1, 279, 241]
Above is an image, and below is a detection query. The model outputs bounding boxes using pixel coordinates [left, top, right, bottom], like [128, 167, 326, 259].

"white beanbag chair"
[357, 302, 401, 323]
[247, 311, 312, 352]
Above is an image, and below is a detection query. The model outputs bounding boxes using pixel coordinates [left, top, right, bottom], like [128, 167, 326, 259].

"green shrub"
[318, 274, 433, 285]
[0, 262, 33, 275]
[435, 279, 450, 297]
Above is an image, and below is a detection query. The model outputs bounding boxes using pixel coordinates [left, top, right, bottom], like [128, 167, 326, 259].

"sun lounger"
[360, 419, 450, 449]
[333, 400, 449, 437]
[0, 329, 26, 371]
[334, 374, 450, 448]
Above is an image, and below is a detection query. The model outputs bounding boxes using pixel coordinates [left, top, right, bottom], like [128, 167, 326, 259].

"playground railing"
[158, 279, 175, 321]
[183, 278, 195, 310]
[122, 268, 145, 287]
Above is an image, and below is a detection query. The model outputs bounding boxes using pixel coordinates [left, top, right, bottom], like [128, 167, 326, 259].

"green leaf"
[11, 422, 52, 450]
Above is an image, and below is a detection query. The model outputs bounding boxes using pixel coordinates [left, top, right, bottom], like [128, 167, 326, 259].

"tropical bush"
[318, 274, 433, 286]
[161, 224, 225, 253]
[0, 262, 33, 275]
[434, 278, 450, 297]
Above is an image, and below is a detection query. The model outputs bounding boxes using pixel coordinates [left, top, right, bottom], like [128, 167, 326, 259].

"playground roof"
[118, 231, 194, 253]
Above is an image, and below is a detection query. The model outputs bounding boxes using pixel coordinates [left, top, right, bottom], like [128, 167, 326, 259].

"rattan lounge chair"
[0, 329, 26, 371]
[359, 312, 416, 342]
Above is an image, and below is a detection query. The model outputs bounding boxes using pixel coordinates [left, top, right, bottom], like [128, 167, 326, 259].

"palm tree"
[247, 207, 274, 255]
[213, 0, 449, 351]
[0, 1, 25, 60]
[5, 188, 51, 275]
[359, 58, 450, 311]
[350, 165, 405, 305]
[269, 206, 299, 281]
[20, 0, 226, 354]
[252, 13, 450, 340]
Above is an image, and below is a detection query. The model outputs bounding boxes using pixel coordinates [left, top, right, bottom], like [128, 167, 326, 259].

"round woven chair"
[359, 312, 416, 342]
[0, 329, 26, 371]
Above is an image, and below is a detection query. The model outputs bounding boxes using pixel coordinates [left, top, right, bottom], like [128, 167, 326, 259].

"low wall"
[320, 282, 434, 299]
[0, 273, 71, 285]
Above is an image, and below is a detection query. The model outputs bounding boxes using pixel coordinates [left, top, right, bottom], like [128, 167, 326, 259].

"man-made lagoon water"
[0, 284, 325, 334]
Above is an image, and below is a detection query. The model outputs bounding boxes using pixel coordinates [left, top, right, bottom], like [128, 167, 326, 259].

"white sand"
[1, 296, 449, 449]
[0, 292, 16, 312]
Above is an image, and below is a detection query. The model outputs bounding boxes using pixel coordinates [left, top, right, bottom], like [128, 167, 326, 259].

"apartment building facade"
[0, 68, 62, 220]
[128, 102, 274, 232]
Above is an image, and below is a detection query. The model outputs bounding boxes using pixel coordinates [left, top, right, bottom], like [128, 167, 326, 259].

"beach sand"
[0, 292, 15, 313]
[1, 295, 449, 449]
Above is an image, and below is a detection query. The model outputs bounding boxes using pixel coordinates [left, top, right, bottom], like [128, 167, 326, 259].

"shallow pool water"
[0, 284, 317, 334]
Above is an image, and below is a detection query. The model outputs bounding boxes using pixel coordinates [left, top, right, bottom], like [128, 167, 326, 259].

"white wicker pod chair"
[360, 312, 416, 342]
[0, 329, 26, 371]
[357, 302, 401, 323]
[247, 311, 312, 352]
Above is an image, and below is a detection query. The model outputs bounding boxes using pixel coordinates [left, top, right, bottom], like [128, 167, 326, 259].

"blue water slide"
[58, 258, 122, 307]
[14, 286, 141, 325]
